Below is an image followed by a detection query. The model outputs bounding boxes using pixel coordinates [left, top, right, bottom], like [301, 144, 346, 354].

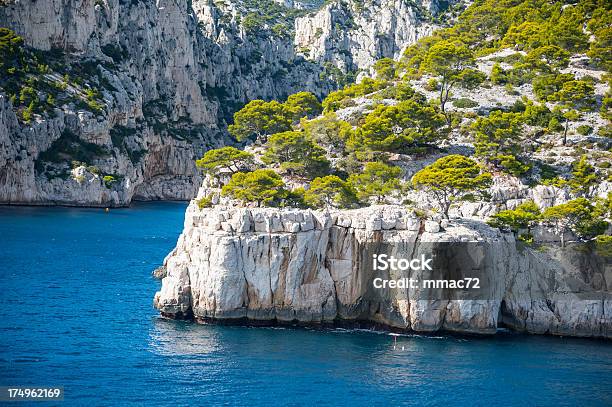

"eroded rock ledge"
[154, 203, 611, 338]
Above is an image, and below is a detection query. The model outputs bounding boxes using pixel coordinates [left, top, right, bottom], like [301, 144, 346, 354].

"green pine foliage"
[542, 198, 609, 246]
[196, 146, 254, 176]
[412, 155, 493, 219]
[228, 92, 323, 141]
[221, 169, 288, 207]
[261, 131, 330, 179]
[304, 175, 359, 209]
[569, 156, 598, 197]
[347, 162, 403, 204]
[488, 201, 541, 233]
[322, 78, 389, 112]
[228, 99, 292, 141]
[472, 111, 529, 176]
[349, 100, 446, 155]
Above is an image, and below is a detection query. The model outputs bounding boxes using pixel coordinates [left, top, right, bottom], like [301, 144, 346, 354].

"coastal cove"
[1, 203, 611, 405]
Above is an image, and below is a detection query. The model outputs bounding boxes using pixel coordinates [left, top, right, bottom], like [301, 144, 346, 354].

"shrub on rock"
[348, 162, 402, 204]
[304, 175, 358, 209]
[262, 131, 330, 179]
[196, 146, 254, 176]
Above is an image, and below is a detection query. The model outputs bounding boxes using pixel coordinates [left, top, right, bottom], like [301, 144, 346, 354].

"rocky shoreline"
[0, 198, 190, 208]
[154, 202, 611, 339]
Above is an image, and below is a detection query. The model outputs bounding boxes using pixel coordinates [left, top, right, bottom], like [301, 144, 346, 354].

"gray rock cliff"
[295, 0, 441, 74]
[0, 0, 456, 206]
[0, 0, 335, 205]
[154, 203, 611, 338]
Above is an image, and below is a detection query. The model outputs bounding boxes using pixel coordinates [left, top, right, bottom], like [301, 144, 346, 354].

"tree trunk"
[442, 196, 450, 219]
[440, 82, 452, 125]
[561, 230, 565, 248]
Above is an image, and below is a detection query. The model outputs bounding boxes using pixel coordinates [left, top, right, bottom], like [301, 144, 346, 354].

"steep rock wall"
[294, 0, 445, 73]
[0, 0, 334, 206]
[154, 204, 611, 338]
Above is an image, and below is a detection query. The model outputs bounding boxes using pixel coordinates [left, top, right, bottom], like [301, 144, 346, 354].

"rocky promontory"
[154, 202, 611, 338]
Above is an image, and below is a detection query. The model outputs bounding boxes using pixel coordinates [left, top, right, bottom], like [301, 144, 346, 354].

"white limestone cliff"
[154, 203, 611, 338]
[294, 0, 447, 73]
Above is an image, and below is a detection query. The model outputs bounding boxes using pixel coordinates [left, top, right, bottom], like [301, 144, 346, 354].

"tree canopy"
[472, 111, 529, 176]
[348, 162, 402, 204]
[304, 175, 358, 209]
[421, 40, 478, 115]
[549, 80, 596, 144]
[569, 155, 598, 197]
[196, 146, 254, 176]
[261, 131, 330, 178]
[542, 198, 609, 246]
[350, 100, 446, 155]
[322, 78, 389, 112]
[228, 99, 292, 142]
[221, 169, 287, 207]
[301, 112, 353, 151]
[284, 91, 322, 121]
[488, 200, 541, 237]
[373, 58, 397, 81]
[412, 155, 492, 218]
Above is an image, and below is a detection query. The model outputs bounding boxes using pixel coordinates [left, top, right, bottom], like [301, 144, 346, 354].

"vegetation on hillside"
[3, 0, 610, 244]
[412, 155, 492, 219]
[194, 0, 611, 245]
[0, 28, 110, 123]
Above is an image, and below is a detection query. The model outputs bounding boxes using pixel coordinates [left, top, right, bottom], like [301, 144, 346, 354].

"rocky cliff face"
[0, 0, 335, 206]
[154, 203, 611, 338]
[0, 0, 454, 206]
[294, 0, 449, 74]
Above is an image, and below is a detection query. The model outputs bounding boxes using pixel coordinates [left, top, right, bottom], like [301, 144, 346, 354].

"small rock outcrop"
[154, 203, 611, 338]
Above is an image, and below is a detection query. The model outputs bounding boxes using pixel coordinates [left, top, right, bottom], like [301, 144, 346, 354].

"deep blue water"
[0, 202, 611, 406]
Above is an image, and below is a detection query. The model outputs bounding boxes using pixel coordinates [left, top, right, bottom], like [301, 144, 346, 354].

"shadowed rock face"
[154, 204, 611, 338]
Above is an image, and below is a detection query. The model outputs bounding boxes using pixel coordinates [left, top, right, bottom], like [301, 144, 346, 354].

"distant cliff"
[295, 0, 440, 74]
[154, 203, 611, 338]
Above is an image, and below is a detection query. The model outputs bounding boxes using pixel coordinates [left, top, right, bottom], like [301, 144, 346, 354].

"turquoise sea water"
[0, 202, 611, 406]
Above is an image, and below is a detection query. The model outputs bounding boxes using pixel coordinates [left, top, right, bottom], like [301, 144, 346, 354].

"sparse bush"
[348, 162, 402, 204]
[304, 175, 358, 209]
[424, 78, 438, 91]
[221, 169, 288, 207]
[412, 155, 492, 219]
[103, 175, 116, 187]
[262, 131, 330, 179]
[452, 98, 478, 108]
[196, 195, 214, 209]
[576, 125, 593, 136]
